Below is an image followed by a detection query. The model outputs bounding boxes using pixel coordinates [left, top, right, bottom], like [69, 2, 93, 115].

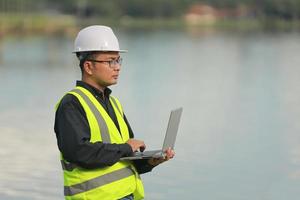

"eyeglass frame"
[87, 57, 123, 68]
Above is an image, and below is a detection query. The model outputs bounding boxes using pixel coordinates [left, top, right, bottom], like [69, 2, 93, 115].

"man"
[54, 25, 175, 200]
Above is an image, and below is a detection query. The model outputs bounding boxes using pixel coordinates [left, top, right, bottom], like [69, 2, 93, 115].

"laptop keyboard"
[134, 150, 161, 156]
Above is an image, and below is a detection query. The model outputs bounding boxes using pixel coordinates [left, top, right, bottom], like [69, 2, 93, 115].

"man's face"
[85, 52, 121, 87]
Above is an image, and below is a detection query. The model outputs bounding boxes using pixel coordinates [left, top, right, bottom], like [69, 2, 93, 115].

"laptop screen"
[162, 107, 183, 151]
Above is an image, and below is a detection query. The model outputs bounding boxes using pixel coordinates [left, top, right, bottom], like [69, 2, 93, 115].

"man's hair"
[76, 52, 98, 73]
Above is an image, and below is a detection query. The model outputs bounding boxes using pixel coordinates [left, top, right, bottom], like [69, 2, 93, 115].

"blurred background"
[1, 0, 300, 199]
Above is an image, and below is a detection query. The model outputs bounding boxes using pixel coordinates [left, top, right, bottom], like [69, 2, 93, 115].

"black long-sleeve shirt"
[54, 81, 154, 174]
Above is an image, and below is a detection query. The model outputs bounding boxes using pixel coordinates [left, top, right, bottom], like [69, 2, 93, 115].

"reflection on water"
[1, 29, 300, 199]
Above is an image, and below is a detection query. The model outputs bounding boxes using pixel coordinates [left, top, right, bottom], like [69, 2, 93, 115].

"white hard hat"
[73, 25, 127, 53]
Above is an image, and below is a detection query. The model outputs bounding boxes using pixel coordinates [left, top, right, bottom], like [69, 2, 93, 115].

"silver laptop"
[120, 107, 183, 160]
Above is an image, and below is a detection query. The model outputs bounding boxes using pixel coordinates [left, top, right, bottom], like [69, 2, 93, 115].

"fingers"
[140, 145, 146, 152]
[138, 141, 146, 152]
[165, 148, 175, 160]
[126, 139, 146, 152]
[148, 148, 176, 166]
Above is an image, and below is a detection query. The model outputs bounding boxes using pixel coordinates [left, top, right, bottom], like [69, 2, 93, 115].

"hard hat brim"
[72, 49, 128, 53]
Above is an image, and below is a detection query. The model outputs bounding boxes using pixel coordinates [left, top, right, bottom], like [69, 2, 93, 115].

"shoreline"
[1, 14, 300, 37]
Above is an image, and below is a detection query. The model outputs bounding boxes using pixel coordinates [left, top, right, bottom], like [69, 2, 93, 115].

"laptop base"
[120, 150, 164, 160]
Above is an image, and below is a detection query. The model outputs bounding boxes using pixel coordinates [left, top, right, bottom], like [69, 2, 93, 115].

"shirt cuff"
[119, 143, 133, 156]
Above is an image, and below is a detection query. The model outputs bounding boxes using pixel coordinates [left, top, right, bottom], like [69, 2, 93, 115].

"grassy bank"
[1, 14, 300, 37]
[0, 14, 77, 36]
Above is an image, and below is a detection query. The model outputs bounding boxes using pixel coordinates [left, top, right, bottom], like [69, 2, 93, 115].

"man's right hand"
[126, 139, 146, 152]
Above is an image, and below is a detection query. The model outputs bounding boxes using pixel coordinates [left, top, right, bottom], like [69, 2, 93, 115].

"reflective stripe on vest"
[64, 166, 135, 196]
[110, 96, 122, 116]
[70, 88, 111, 143]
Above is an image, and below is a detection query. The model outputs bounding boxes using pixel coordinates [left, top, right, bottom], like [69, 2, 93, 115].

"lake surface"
[0, 28, 300, 200]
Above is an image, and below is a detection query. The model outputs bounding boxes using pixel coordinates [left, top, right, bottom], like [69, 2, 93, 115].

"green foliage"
[261, 0, 300, 19]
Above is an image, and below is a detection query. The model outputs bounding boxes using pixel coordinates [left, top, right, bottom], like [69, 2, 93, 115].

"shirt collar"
[76, 81, 112, 98]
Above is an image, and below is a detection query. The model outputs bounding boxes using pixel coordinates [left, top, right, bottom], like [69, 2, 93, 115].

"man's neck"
[82, 78, 106, 93]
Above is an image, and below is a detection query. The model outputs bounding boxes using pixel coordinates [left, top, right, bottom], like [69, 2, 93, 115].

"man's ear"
[83, 61, 93, 75]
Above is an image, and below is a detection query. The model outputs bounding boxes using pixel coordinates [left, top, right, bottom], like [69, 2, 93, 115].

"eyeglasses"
[87, 57, 123, 68]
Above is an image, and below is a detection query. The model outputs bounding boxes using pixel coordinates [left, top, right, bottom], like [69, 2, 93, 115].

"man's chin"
[112, 80, 118, 84]
[107, 81, 117, 86]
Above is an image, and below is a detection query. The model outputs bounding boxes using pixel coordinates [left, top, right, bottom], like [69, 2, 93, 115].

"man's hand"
[126, 139, 146, 152]
[148, 147, 175, 166]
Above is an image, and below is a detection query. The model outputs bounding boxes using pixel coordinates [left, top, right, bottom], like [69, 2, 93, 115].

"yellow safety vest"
[56, 86, 145, 200]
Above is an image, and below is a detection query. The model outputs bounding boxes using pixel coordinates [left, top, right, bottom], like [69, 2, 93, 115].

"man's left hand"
[148, 147, 175, 166]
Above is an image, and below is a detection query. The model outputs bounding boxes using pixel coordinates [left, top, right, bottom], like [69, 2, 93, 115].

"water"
[1, 28, 300, 200]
